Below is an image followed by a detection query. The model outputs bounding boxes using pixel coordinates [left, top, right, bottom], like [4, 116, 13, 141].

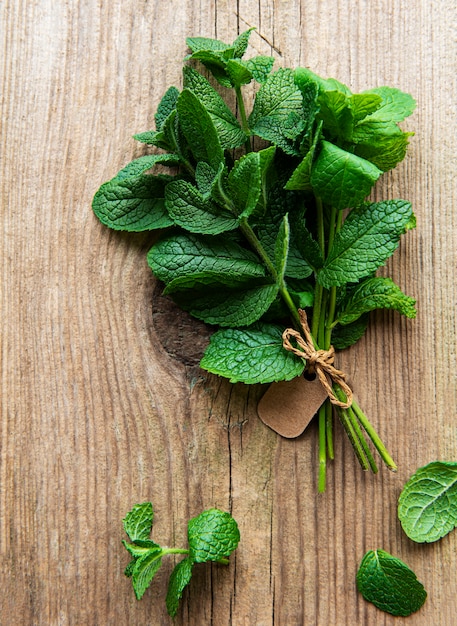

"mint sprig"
[93, 28, 416, 490]
[122, 502, 240, 617]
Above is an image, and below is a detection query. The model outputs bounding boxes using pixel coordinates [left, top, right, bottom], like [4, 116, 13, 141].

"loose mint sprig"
[122, 502, 240, 617]
[93, 29, 417, 490]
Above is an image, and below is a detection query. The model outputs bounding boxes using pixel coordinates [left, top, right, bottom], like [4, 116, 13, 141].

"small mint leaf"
[155, 86, 180, 131]
[332, 314, 369, 350]
[132, 551, 163, 600]
[200, 323, 305, 384]
[226, 59, 253, 86]
[122, 539, 161, 559]
[398, 461, 457, 542]
[357, 549, 427, 617]
[188, 509, 240, 563]
[165, 557, 194, 618]
[245, 56, 274, 84]
[249, 68, 303, 129]
[231, 28, 255, 58]
[123, 502, 154, 542]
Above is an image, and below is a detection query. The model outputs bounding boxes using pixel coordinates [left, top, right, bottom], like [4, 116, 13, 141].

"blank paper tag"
[257, 376, 328, 438]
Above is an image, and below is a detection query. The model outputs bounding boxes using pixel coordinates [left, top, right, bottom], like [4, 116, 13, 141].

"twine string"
[282, 309, 353, 409]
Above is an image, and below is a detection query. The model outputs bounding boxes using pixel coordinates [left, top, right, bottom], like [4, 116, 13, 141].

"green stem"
[351, 399, 397, 471]
[161, 548, 190, 556]
[235, 86, 252, 153]
[325, 401, 334, 460]
[318, 403, 327, 492]
[346, 406, 378, 473]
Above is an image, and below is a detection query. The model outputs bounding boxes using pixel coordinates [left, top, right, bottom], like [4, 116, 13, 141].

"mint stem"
[351, 399, 397, 471]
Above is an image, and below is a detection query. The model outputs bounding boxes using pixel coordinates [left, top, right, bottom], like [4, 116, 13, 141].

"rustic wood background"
[2, 0, 456, 624]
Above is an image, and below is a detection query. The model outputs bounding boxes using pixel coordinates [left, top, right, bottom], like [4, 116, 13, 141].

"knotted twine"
[282, 309, 353, 409]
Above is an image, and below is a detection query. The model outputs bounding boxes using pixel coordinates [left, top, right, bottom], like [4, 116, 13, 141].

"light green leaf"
[354, 131, 414, 172]
[349, 93, 383, 123]
[398, 461, 457, 542]
[249, 68, 303, 129]
[187, 509, 240, 563]
[317, 199, 413, 287]
[294, 67, 352, 97]
[92, 175, 173, 232]
[245, 56, 274, 83]
[148, 232, 266, 285]
[285, 123, 322, 190]
[200, 323, 305, 384]
[357, 549, 427, 616]
[361, 86, 416, 123]
[132, 551, 163, 600]
[165, 557, 194, 618]
[183, 67, 246, 149]
[310, 141, 382, 211]
[231, 28, 255, 58]
[123, 502, 154, 542]
[226, 58, 253, 86]
[186, 36, 230, 54]
[176, 89, 223, 169]
[122, 539, 161, 559]
[335, 277, 416, 325]
[165, 180, 238, 235]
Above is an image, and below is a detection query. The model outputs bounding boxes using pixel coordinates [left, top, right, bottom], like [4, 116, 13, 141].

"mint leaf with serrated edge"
[188, 509, 240, 563]
[357, 549, 427, 616]
[335, 276, 416, 325]
[398, 461, 457, 542]
[165, 557, 194, 618]
[317, 199, 414, 288]
[200, 323, 305, 384]
[123, 502, 154, 542]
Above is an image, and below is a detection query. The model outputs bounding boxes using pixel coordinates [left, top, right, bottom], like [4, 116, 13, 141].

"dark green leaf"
[245, 56, 275, 83]
[274, 215, 290, 281]
[200, 323, 305, 384]
[310, 141, 382, 211]
[148, 232, 266, 285]
[335, 277, 416, 325]
[249, 68, 303, 130]
[354, 131, 413, 172]
[165, 180, 238, 235]
[187, 509, 240, 563]
[165, 557, 194, 618]
[155, 86, 180, 131]
[317, 199, 414, 287]
[357, 549, 427, 617]
[227, 147, 276, 217]
[176, 89, 223, 169]
[226, 58, 253, 86]
[398, 461, 457, 542]
[332, 314, 369, 350]
[183, 67, 246, 149]
[132, 551, 163, 600]
[123, 502, 154, 543]
[186, 36, 230, 54]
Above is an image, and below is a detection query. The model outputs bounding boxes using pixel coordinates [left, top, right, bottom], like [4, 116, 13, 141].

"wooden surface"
[1, 1, 457, 624]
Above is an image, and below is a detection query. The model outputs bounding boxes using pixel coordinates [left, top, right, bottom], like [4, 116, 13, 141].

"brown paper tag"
[257, 376, 328, 438]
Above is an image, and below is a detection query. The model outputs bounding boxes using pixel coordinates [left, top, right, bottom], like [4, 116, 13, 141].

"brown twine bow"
[282, 309, 353, 409]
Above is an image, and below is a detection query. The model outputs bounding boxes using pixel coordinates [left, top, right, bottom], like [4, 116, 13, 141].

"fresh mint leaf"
[357, 549, 427, 616]
[155, 86, 180, 131]
[294, 67, 352, 97]
[249, 68, 303, 131]
[332, 314, 369, 350]
[171, 280, 278, 327]
[231, 28, 255, 58]
[274, 215, 290, 281]
[335, 276, 416, 325]
[183, 67, 246, 149]
[123, 502, 154, 543]
[227, 147, 276, 217]
[132, 550, 163, 600]
[284, 123, 322, 191]
[398, 461, 457, 542]
[186, 36, 231, 55]
[165, 557, 194, 618]
[310, 141, 382, 211]
[122, 539, 161, 559]
[245, 56, 274, 84]
[148, 232, 266, 285]
[113, 154, 181, 180]
[226, 58, 253, 87]
[165, 180, 238, 235]
[360, 86, 416, 123]
[176, 88, 223, 169]
[188, 509, 240, 563]
[349, 92, 383, 122]
[92, 174, 173, 231]
[200, 323, 305, 384]
[317, 199, 414, 287]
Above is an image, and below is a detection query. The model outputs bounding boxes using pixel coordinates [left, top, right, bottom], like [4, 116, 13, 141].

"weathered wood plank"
[1, 0, 456, 624]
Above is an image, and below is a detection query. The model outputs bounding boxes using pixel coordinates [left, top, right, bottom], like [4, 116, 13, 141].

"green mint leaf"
[274, 215, 290, 281]
[171, 281, 279, 327]
[183, 67, 246, 149]
[398, 461, 457, 542]
[317, 199, 414, 287]
[250, 113, 304, 156]
[356, 549, 427, 617]
[195, 161, 218, 197]
[284, 121, 322, 190]
[148, 232, 266, 285]
[187, 509, 240, 563]
[354, 130, 413, 172]
[361, 86, 416, 123]
[245, 56, 275, 84]
[132, 550, 163, 600]
[294, 67, 352, 97]
[176, 89, 223, 169]
[155, 86, 180, 131]
[249, 68, 303, 131]
[92, 174, 173, 232]
[231, 28, 255, 58]
[122, 539, 161, 559]
[112, 154, 181, 181]
[317, 90, 354, 142]
[332, 314, 369, 350]
[310, 141, 382, 211]
[349, 92, 383, 123]
[165, 180, 238, 235]
[186, 35, 231, 54]
[124, 560, 136, 578]
[123, 502, 154, 542]
[226, 58, 253, 86]
[165, 557, 194, 618]
[200, 323, 305, 384]
[227, 146, 276, 217]
[335, 277, 416, 325]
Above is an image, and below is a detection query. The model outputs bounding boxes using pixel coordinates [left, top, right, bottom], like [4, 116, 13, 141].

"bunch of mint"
[93, 29, 416, 490]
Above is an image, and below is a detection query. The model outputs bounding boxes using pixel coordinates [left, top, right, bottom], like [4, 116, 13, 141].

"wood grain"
[1, 0, 456, 624]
